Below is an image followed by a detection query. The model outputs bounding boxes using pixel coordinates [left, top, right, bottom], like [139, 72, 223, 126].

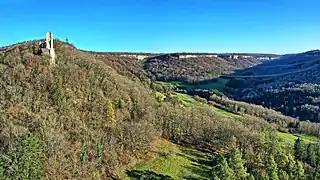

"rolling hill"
[0, 40, 160, 179]
[224, 50, 320, 122]
[143, 53, 278, 83]
[1, 39, 320, 180]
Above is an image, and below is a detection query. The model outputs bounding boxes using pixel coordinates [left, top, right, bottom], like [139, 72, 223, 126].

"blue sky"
[1, 0, 320, 54]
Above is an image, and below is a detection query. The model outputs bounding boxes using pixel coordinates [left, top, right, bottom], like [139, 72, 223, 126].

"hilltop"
[0, 40, 161, 179]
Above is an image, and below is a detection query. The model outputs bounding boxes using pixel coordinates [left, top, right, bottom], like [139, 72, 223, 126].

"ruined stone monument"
[46, 32, 51, 49]
[46, 32, 56, 65]
[37, 32, 56, 65]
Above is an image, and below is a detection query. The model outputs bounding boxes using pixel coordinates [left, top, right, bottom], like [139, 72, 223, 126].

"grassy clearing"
[174, 93, 197, 105]
[277, 132, 320, 145]
[207, 104, 242, 118]
[173, 94, 320, 145]
[125, 139, 213, 180]
[298, 134, 320, 143]
[172, 93, 241, 118]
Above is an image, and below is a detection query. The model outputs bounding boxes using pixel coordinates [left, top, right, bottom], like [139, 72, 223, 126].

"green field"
[277, 132, 320, 145]
[172, 93, 241, 118]
[209, 105, 242, 118]
[173, 93, 197, 105]
[156, 78, 229, 92]
[125, 139, 213, 180]
[156, 91, 230, 117]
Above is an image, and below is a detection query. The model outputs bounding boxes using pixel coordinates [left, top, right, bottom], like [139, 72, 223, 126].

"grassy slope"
[177, 91, 320, 146]
[127, 90, 320, 180]
[173, 92, 241, 118]
[174, 93, 197, 105]
[125, 139, 213, 180]
[278, 132, 320, 145]
[123, 93, 244, 179]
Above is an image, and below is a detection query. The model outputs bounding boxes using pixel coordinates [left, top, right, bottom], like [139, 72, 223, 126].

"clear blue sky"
[1, 0, 320, 54]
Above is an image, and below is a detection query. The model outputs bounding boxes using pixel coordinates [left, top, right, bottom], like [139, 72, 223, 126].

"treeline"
[82, 50, 157, 56]
[155, 84, 320, 180]
[0, 39, 40, 52]
[143, 54, 266, 83]
[156, 96, 315, 180]
[209, 94, 320, 138]
[293, 138, 320, 179]
[212, 134, 309, 180]
[242, 84, 320, 122]
[0, 39, 75, 52]
[144, 56, 235, 83]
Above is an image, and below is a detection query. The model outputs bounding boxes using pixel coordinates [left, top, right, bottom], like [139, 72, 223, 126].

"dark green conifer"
[307, 143, 317, 167]
[294, 138, 304, 161]
[278, 169, 289, 180]
[266, 155, 279, 180]
[248, 174, 255, 180]
[213, 155, 234, 180]
[294, 161, 306, 180]
[229, 148, 248, 180]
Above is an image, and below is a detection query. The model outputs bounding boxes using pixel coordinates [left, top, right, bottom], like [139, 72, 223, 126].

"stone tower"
[46, 32, 51, 49]
[46, 32, 56, 65]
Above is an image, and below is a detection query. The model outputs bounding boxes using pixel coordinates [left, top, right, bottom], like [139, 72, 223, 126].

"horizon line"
[0, 38, 316, 56]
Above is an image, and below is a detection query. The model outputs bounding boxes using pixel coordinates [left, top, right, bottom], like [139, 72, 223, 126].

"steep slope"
[82, 51, 152, 83]
[0, 40, 159, 179]
[224, 50, 320, 122]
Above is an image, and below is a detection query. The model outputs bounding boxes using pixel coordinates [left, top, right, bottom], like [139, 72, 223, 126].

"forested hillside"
[0, 40, 162, 179]
[143, 54, 273, 83]
[225, 50, 320, 123]
[1, 40, 320, 180]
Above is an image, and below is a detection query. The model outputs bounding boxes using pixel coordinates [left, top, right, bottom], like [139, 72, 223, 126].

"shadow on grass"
[177, 146, 215, 180]
[126, 170, 173, 180]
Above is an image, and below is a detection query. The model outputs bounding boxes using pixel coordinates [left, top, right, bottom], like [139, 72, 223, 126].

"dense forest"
[224, 51, 320, 123]
[239, 83, 320, 122]
[0, 40, 319, 179]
